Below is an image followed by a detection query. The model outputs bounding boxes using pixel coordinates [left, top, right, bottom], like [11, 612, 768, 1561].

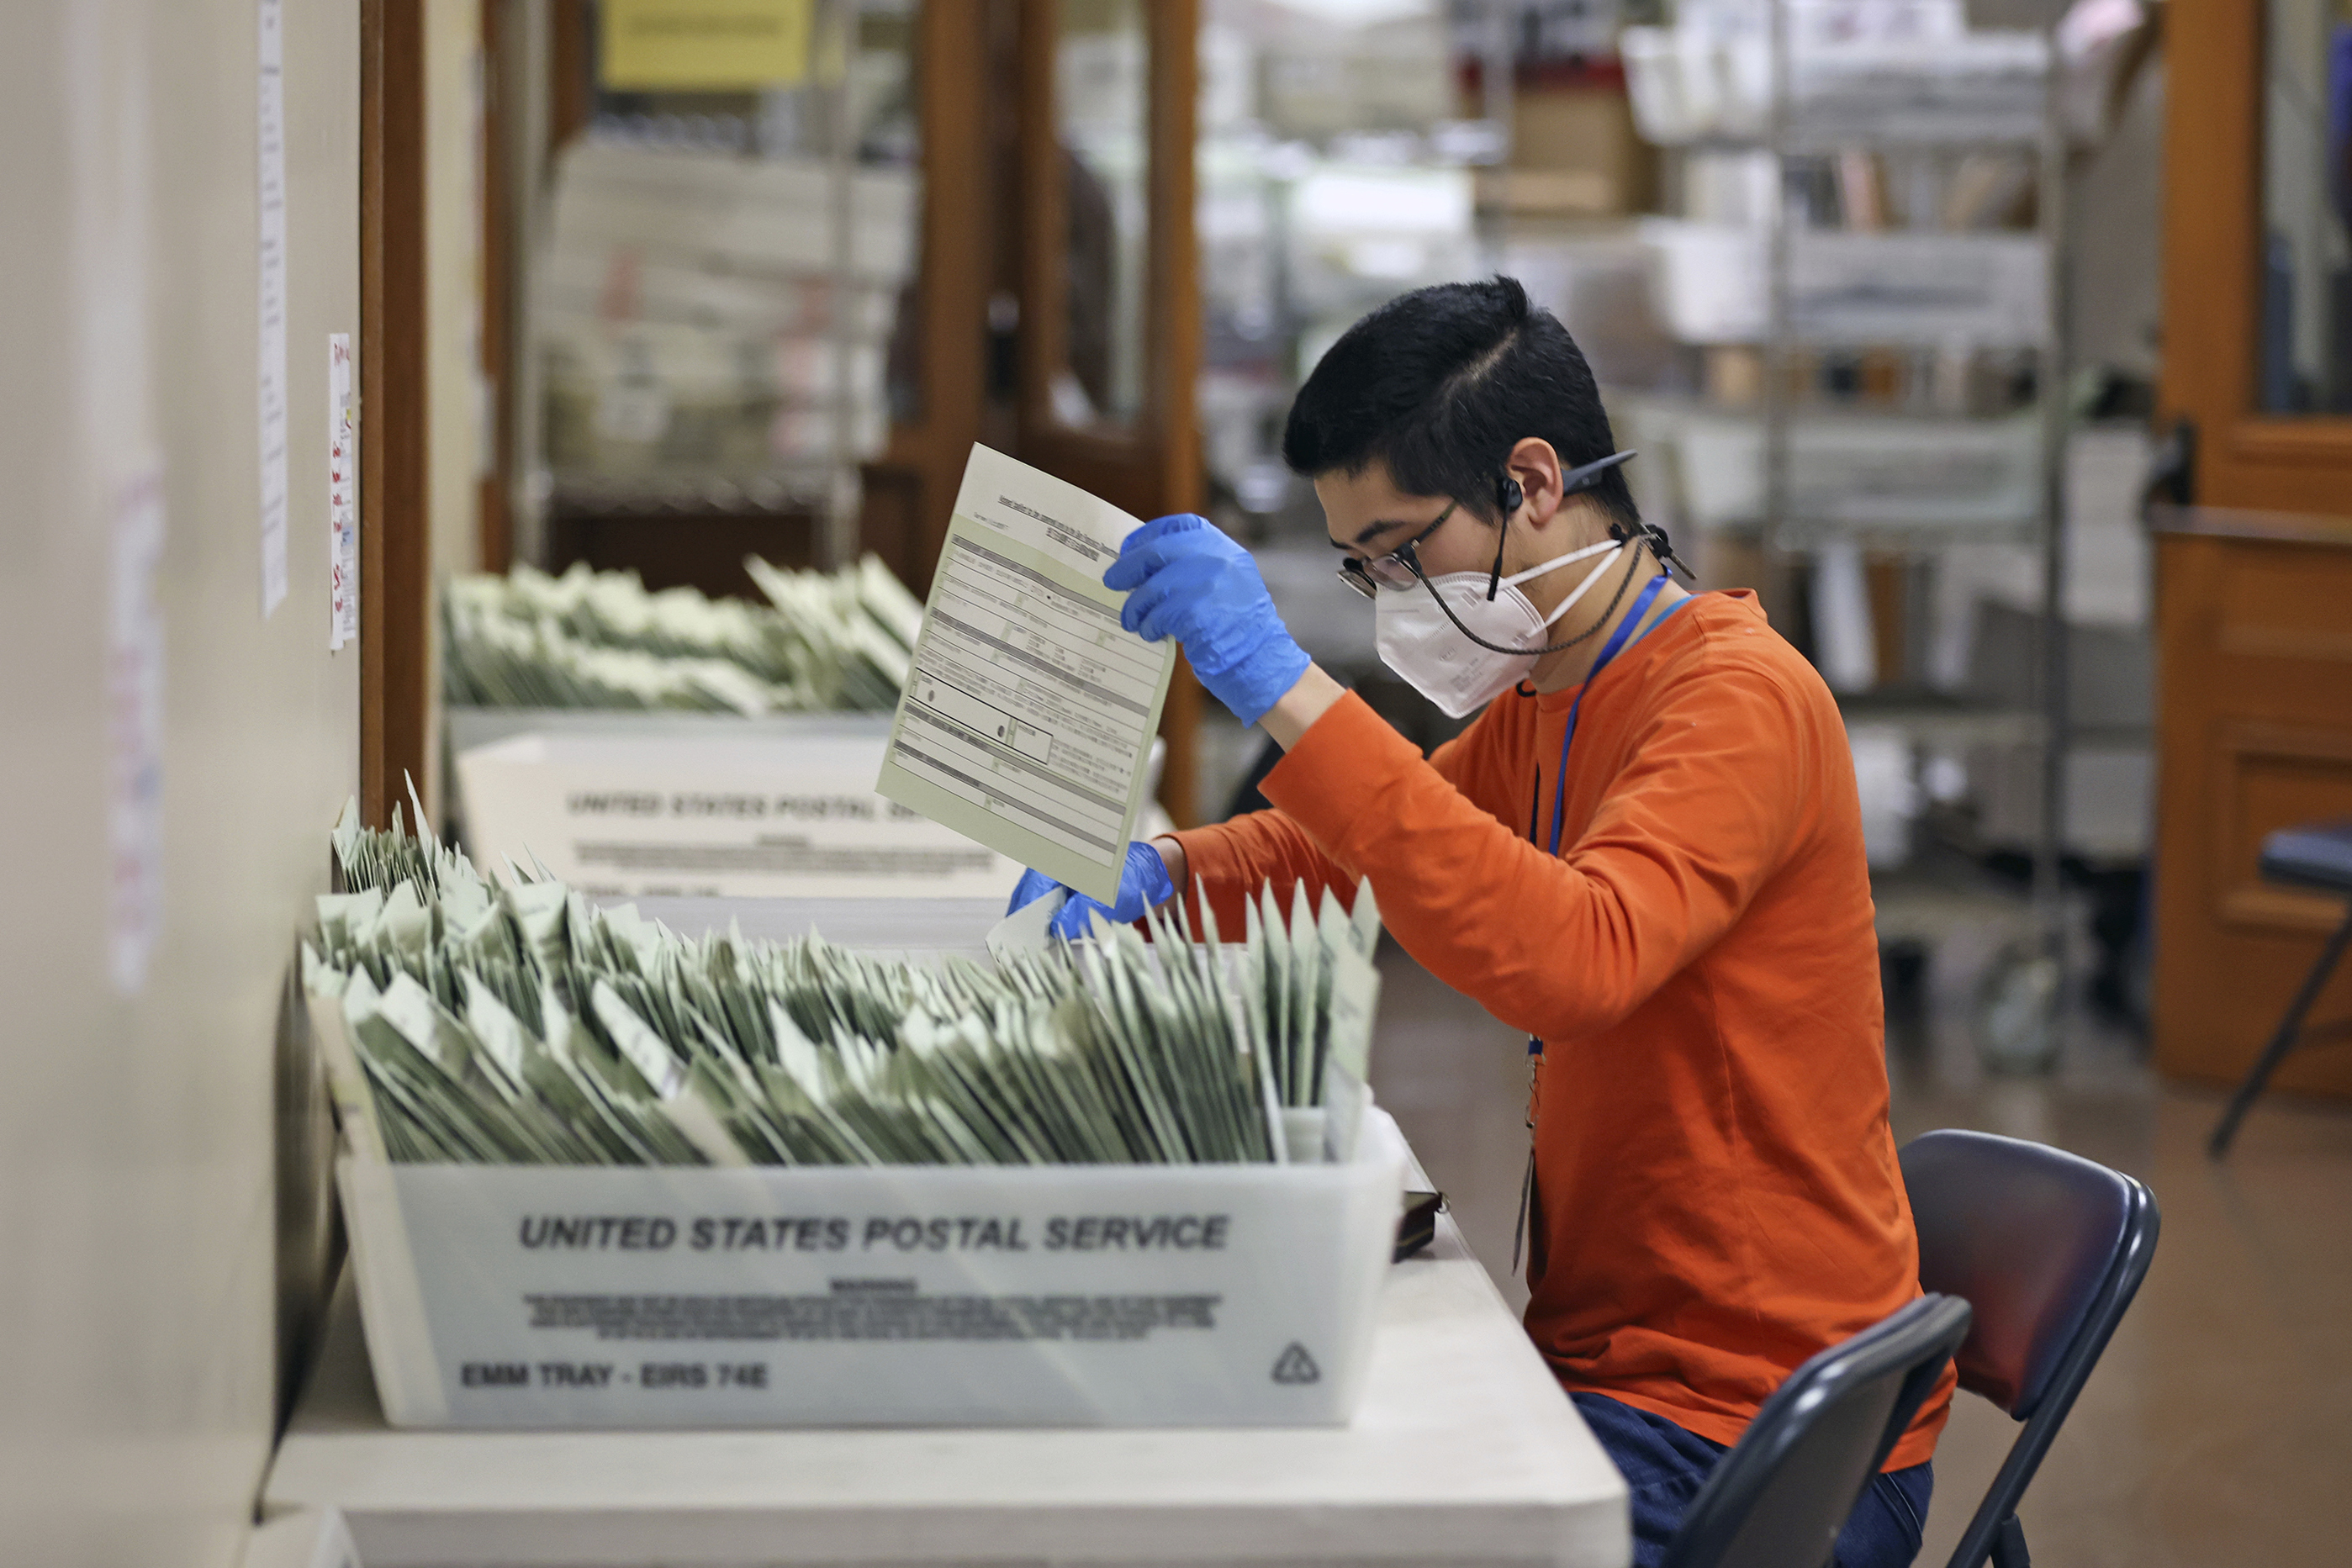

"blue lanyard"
[1514, 573, 1681, 1275]
[1527, 572, 1676, 857]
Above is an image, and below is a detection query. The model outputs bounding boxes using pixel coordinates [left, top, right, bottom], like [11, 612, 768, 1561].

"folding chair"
[1902, 1130, 2160, 1568]
[2209, 819, 2352, 1156]
[1662, 1294, 1972, 1568]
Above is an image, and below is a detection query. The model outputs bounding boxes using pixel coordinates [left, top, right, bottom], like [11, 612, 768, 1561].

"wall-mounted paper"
[257, 0, 288, 615]
[108, 468, 166, 994]
[328, 334, 357, 649]
[599, 0, 812, 91]
[68, 3, 168, 993]
[875, 446, 1174, 905]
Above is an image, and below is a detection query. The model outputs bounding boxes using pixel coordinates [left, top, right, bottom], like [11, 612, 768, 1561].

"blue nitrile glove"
[1103, 514, 1312, 728]
[1007, 841, 1177, 940]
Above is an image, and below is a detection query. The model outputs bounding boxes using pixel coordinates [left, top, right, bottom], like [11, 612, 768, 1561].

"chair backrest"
[1901, 1130, 2159, 1568]
[1900, 1130, 2156, 1419]
[1662, 1294, 1972, 1568]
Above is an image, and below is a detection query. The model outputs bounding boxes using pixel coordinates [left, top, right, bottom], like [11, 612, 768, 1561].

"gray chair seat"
[2259, 820, 2352, 894]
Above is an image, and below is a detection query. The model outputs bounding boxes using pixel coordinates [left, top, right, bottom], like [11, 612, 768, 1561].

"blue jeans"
[1573, 1392, 1932, 1568]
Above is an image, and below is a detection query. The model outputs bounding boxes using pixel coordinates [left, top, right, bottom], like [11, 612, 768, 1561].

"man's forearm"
[1150, 834, 1189, 895]
[1144, 663, 1340, 906]
[1258, 663, 1348, 751]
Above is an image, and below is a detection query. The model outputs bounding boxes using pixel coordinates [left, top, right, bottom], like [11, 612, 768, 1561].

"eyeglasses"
[1334, 449, 1638, 601]
[1336, 500, 1457, 600]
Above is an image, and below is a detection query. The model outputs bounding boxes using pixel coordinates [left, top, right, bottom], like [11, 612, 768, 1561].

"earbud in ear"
[1497, 474, 1524, 515]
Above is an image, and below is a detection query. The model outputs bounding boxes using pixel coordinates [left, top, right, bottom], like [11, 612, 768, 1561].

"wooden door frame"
[1014, 0, 1202, 824]
[2153, 3, 2352, 1099]
[460, 3, 1197, 818]
[478, 0, 516, 574]
[2159, 0, 2352, 509]
[360, 0, 431, 830]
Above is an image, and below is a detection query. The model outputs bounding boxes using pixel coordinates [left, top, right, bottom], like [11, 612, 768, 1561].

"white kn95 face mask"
[1373, 536, 1628, 719]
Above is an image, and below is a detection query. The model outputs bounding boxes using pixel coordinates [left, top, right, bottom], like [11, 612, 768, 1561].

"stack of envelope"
[442, 554, 922, 715]
[305, 800, 1383, 1171]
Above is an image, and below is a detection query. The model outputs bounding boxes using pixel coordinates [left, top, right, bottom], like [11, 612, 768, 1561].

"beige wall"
[425, 0, 487, 821]
[0, 0, 361, 1560]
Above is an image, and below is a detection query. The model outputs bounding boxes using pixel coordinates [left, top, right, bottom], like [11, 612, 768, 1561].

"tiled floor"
[1366, 932, 2352, 1567]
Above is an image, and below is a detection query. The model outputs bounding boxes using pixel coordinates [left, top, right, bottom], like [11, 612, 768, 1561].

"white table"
[264, 1190, 1628, 1568]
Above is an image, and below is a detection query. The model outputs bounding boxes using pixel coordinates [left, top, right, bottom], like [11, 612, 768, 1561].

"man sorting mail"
[1006, 278, 1950, 1568]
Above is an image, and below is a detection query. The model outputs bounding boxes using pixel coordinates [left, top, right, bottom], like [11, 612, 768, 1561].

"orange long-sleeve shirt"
[1171, 589, 1951, 1467]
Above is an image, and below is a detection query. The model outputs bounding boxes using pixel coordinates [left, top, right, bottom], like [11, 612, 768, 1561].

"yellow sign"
[599, 0, 812, 92]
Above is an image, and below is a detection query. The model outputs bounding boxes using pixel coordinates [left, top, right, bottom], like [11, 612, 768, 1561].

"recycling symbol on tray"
[1271, 1342, 1321, 1385]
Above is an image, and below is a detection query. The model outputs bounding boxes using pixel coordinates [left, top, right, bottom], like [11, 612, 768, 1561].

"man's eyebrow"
[1334, 517, 1419, 552]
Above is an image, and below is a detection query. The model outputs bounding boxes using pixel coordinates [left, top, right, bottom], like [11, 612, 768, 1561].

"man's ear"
[1504, 437, 1567, 529]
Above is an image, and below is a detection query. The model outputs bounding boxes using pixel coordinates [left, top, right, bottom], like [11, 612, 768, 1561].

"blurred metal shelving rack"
[526, 0, 898, 583]
[1740, 3, 2074, 1062]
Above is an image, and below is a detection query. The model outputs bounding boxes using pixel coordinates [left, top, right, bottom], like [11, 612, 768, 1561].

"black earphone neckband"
[1483, 449, 1645, 601]
[1422, 538, 1651, 657]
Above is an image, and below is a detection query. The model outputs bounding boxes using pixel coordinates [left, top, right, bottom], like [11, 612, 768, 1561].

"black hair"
[1281, 277, 1637, 531]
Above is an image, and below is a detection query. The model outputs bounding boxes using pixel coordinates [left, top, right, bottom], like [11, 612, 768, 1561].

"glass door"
[525, 0, 931, 596]
[1014, 0, 1203, 821]
[1014, 0, 1198, 514]
[2163, 0, 2352, 507]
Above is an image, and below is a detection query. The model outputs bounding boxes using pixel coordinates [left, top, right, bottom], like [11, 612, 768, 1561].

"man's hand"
[1007, 839, 1180, 939]
[1104, 515, 1313, 729]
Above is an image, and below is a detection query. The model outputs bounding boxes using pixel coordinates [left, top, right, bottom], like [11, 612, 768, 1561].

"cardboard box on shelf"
[1486, 86, 1656, 219]
[1661, 406, 2042, 533]
[1640, 221, 2048, 348]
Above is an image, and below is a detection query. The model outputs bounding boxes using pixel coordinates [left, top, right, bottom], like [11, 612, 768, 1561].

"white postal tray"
[340, 1112, 1407, 1430]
